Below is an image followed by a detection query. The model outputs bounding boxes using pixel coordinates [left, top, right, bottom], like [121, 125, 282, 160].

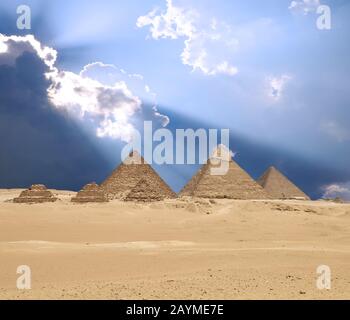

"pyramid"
[257, 166, 310, 200]
[71, 182, 108, 203]
[180, 145, 270, 199]
[13, 184, 57, 203]
[124, 178, 170, 202]
[100, 151, 176, 200]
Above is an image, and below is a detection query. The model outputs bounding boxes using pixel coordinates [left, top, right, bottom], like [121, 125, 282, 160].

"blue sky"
[0, 0, 349, 199]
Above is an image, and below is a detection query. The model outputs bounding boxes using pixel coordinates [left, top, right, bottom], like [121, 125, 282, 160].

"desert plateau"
[0, 189, 349, 300]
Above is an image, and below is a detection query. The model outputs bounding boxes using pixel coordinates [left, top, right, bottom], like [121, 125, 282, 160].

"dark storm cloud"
[0, 47, 111, 190]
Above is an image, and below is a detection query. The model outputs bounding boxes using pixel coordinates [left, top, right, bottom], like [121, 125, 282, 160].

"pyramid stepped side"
[100, 151, 175, 200]
[181, 160, 269, 199]
[13, 184, 57, 203]
[180, 144, 230, 197]
[125, 178, 173, 202]
[71, 183, 108, 203]
[180, 162, 210, 196]
[101, 163, 150, 199]
[257, 167, 310, 200]
[140, 167, 176, 200]
[180, 145, 270, 199]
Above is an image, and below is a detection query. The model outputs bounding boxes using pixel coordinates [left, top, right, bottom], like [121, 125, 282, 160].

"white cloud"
[136, 0, 196, 40]
[78, 61, 169, 127]
[136, 0, 239, 76]
[0, 35, 168, 142]
[182, 22, 239, 76]
[80, 61, 118, 78]
[0, 41, 8, 53]
[321, 121, 350, 142]
[48, 70, 142, 142]
[0, 34, 57, 69]
[288, 0, 321, 15]
[80, 62, 149, 97]
[322, 182, 350, 201]
[266, 74, 292, 101]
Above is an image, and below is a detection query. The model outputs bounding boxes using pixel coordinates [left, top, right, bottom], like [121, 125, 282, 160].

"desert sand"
[0, 189, 349, 300]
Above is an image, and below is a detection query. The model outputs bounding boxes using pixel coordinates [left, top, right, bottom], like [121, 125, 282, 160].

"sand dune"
[0, 189, 349, 299]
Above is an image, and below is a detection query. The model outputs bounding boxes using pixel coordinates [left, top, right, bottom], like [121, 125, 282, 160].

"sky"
[0, 0, 349, 200]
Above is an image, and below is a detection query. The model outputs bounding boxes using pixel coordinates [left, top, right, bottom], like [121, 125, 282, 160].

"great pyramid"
[71, 182, 108, 203]
[257, 166, 310, 200]
[100, 151, 176, 200]
[13, 184, 58, 203]
[180, 145, 270, 199]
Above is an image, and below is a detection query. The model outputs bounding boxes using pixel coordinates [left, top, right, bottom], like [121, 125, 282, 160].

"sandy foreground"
[0, 189, 349, 300]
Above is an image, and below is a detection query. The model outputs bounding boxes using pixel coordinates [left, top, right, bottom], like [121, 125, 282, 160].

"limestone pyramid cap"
[266, 166, 278, 173]
[122, 150, 145, 165]
[210, 144, 233, 162]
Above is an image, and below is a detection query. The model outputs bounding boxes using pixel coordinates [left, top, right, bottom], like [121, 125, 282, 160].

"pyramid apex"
[30, 184, 47, 191]
[122, 149, 145, 164]
[210, 144, 233, 162]
[129, 150, 141, 157]
[82, 182, 100, 190]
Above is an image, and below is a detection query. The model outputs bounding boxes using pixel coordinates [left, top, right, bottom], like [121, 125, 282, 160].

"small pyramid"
[13, 184, 57, 203]
[124, 178, 169, 202]
[180, 145, 270, 199]
[71, 182, 108, 203]
[257, 166, 310, 200]
[100, 151, 176, 200]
